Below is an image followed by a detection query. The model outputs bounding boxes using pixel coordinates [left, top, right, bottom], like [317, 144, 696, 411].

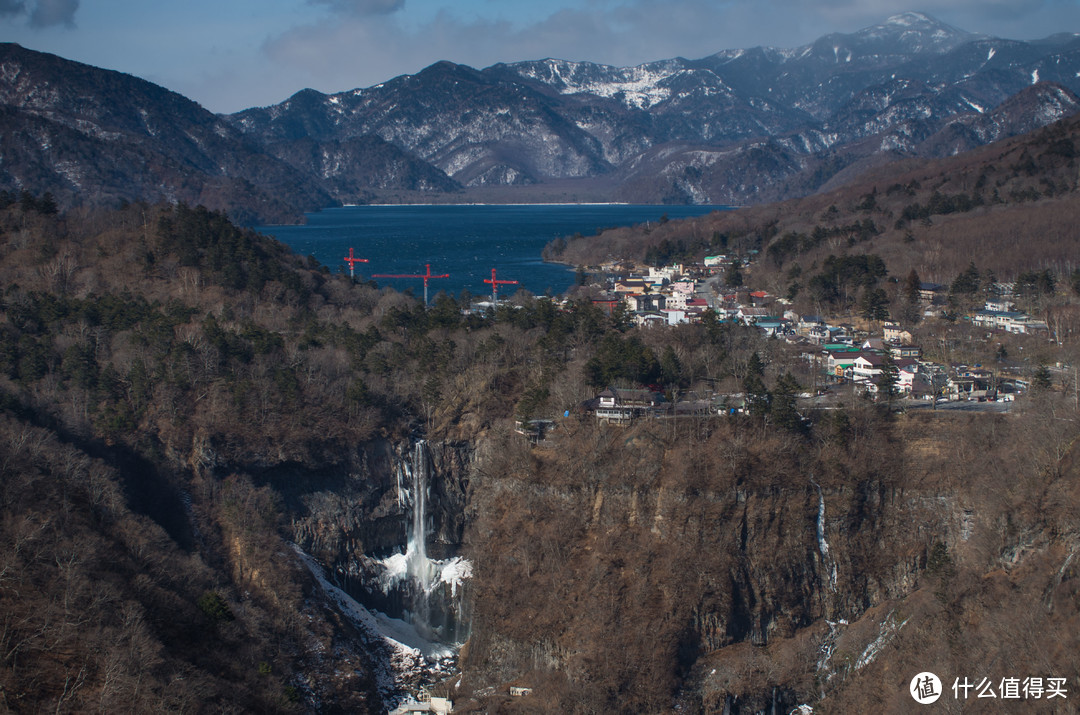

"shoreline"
[351, 202, 635, 208]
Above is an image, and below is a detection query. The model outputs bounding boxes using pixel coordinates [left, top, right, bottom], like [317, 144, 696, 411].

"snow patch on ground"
[293, 544, 460, 707]
[297, 546, 456, 661]
[439, 557, 473, 598]
[372, 552, 472, 599]
[813, 482, 837, 589]
[962, 96, 985, 113]
[855, 610, 909, 670]
[518, 59, 676, 109]
[816, 618, 848, 679]
[54, 160, 83, 189]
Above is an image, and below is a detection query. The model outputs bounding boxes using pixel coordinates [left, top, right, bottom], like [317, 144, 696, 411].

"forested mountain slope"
[2, 192, 1079, 712]
[0, 44, 453, 223]
[6, 13, 1080, 223]
[232, 13, 1080, 206]
[548, 104, 1080, 295]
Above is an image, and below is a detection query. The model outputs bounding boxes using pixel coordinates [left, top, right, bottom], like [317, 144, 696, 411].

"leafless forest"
[2, 109, 1080, 712]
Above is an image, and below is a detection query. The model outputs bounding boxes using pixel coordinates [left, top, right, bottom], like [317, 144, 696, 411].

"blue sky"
[3, 0, 1080, 113]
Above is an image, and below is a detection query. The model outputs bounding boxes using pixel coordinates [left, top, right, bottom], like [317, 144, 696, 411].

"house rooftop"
[598, 387, 666, 403]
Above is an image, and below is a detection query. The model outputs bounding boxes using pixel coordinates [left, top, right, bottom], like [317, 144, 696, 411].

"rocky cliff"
[451, 403, 1080, 712]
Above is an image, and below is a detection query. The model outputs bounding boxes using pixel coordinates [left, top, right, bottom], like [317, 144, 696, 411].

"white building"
[972, 310, 1037, 334]
[661, 308, 689, 325]
[665, 291, 689, 310]
[984, 299, 1016, 313]
[647, 265, 682, 283]
[852, 355, 885, 384]
[390, 696, 453, 715]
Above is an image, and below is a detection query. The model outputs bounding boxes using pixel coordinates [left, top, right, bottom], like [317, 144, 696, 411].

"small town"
[554, 251, 1064, 424]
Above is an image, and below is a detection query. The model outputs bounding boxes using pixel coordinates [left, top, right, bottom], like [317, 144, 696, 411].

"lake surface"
[260, 204, 726, 300]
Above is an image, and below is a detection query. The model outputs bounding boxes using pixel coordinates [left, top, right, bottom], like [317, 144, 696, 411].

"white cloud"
[0, 0, 77, 27]
[0, 0, 26, 17]
[254, 0, 818, 101]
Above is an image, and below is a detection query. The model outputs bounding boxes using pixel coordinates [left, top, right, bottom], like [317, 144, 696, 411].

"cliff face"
[455, 404, 1080, 712]
[239, 438, 474, 636]
[249, 439, 471, 564]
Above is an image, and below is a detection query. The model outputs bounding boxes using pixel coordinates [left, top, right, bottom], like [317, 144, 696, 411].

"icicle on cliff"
[332, 440, 468, 648]
[375, 440, 472, 644]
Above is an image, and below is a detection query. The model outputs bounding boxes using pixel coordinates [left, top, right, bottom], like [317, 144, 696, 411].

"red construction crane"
[484, 268, 518, 304]
[343, 247, 369, 279]
[372, 264, 449, 306]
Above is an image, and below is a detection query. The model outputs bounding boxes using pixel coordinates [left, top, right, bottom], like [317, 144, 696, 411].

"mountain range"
[3, 12, 1080, 221]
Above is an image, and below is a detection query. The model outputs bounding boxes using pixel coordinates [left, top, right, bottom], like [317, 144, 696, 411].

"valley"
[2, 10, 1080, 714]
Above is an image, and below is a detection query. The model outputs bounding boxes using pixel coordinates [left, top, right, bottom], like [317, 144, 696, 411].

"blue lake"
[259, 204, 726, 300]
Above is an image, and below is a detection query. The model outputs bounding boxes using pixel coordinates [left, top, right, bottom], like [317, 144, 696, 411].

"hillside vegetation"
[3, 107, 1080, 713]
[0, 195, 776, 710]
[463, 402, 1080, 712]
[547, 110, 1080, 297]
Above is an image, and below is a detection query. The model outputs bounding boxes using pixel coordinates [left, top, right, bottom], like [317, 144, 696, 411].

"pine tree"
[771, 372, 805, 433]
[727, 259, 744, 288]
[860, 286, 890, 322]
[950, 262, 981, 295]
[1033, 364, 1053, 391]
[743, 352, 771, 418]
[903, 269, 922, 305]
[899, 268, 923, 325]
[747, 351, 765, 380]
[878, 353, 900, 408]
[660, 345, 683, 388]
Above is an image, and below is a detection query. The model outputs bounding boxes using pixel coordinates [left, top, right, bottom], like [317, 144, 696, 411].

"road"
[696, 275, 724, 309]
[904, 399, 1013, 414]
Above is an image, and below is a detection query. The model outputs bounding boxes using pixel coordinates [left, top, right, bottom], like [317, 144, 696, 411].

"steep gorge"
[205, 436, 478, 701]
[2, 198, 1079, 712]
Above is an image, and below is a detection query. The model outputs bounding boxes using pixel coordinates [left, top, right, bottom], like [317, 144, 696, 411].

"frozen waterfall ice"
[375, 440, 472, 645]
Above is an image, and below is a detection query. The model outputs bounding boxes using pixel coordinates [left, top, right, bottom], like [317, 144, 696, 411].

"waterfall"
[296, 438, 472, 707]
[812, 479, 837, 590]
[374, 440, 472, 646]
